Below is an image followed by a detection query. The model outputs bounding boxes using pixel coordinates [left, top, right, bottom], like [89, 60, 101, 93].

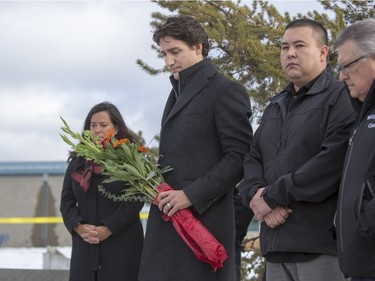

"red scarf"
[71, 160, 102, 192]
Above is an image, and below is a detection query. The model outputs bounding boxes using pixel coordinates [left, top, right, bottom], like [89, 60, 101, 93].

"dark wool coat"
[337, 79, 375, 278]
[139, 58, 253, 281]
[239, 67, 356, 258]
[60, 157, 144, 281]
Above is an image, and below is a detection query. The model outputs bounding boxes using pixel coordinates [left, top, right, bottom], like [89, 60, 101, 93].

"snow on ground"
[0, 247, 71, 269]
[0, 247, 259, 279]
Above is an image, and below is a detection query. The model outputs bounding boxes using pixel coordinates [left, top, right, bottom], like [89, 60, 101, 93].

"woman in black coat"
[60, 102, 144, 281]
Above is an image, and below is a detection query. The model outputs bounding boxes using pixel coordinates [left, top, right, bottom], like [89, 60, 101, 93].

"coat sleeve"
[362, 198, 375, 239]
[234, 187, 254, 245]
[263, 89, 356, 208]
[358, 169, 375, 240]
[238, 119, 268, 207]
[100, 200, 144, 236]
[183, 81, 253, 214]
[60, 161, 84, 234]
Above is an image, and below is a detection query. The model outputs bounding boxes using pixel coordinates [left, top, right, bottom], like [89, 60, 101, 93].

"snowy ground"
[0, 247, 260, 280]
[0, 247, 71, 269]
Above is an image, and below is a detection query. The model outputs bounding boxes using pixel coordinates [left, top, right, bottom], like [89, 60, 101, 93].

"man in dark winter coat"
[238, 19, 356, 281]
[138, 15, 253, 281]
[335, 18, 375, 281]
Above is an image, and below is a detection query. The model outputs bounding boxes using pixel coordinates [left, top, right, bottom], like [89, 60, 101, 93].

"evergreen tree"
[137, 0, 374, 122]
[320, 0, 375, 24]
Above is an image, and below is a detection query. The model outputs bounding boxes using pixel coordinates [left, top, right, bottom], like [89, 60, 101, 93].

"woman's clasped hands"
[74, 224, 112, 244]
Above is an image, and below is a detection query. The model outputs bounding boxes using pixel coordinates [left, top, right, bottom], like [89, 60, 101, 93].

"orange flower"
[137, 146, 148, 153]
[114, 138, 130, 148]
[104, 129, 115, 143]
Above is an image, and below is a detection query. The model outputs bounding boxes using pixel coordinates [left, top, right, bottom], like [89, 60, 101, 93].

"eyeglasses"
[336, 55, 367, 75]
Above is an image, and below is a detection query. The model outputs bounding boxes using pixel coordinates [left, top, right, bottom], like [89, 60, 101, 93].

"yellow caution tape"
[0, 213, 149, 224]
[140, 212, 149, 220]
[0, 217, 63, 224]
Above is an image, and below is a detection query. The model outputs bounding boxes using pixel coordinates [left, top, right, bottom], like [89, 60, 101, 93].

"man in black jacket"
[239, 19, 356, 280]
[335, 19, 375, 281]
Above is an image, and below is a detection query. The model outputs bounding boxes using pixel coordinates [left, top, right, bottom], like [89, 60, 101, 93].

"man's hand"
[250, 187, 272, 221]
[158, 190, 192, 217]
[263, 206, 292, 228]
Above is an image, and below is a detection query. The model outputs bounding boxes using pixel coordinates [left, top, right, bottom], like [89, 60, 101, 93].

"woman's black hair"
[68, 101, 139, 161]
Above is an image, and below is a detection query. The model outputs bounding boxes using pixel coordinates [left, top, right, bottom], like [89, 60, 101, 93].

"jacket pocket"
[355, 180, 375, 240]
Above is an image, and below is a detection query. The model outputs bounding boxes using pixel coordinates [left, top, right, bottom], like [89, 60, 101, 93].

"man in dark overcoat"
[138, 15, 253, 281]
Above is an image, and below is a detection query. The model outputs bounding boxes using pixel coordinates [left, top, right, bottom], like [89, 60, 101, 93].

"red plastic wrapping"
[153, 183, 228, 272]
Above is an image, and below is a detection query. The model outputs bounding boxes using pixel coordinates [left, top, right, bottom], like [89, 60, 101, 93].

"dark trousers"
[266, 255, 347, 281]
[235, 244, 241, 281]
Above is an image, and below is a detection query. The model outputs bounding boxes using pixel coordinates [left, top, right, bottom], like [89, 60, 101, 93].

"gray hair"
[335, 18, 375, 57]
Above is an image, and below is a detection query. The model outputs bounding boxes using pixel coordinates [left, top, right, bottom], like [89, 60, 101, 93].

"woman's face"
[90, 111, 117, 142]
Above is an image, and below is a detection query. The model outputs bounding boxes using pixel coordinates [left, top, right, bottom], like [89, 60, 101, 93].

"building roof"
[0, 162, 67, 176]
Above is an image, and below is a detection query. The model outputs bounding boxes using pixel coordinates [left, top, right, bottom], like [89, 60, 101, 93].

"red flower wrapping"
[153, 183, 228, 272]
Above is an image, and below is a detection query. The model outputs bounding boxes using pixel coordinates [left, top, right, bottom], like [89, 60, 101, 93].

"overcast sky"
[0, 0, 322, 162]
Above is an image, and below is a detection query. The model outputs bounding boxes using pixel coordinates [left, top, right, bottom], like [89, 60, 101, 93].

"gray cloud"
[0, 0, 323, 162]
[0, 1, 170, 161]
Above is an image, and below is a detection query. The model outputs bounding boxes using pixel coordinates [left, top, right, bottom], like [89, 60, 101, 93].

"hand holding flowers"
[60, 117, 228, 272]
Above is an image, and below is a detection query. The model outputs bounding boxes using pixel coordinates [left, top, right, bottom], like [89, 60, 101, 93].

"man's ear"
[194, 43, 203, 56]
[320, 45, 329, 62]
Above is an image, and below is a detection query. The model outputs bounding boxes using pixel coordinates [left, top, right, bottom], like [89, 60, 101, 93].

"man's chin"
[286, 71, 303, 82]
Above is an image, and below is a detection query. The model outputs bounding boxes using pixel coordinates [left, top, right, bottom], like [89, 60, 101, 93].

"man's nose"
[287, 46, 296, 57]
[164, 54, 174, 66]
[339, 71, 348, 81]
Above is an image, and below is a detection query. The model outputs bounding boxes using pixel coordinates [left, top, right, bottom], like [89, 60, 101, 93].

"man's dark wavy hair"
[153, 15, 210, 57]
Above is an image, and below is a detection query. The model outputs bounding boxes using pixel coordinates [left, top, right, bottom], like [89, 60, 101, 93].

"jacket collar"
[163, 58, 217, 126]
[270, 66, 334, 104]
[357, 78, 375, 122]
[169, 58, 216, 95]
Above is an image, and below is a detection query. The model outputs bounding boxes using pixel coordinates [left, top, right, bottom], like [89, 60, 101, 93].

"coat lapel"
[162, 60, 217, 127]
[162, 75, 209, 126]
[161, 91, 177, 126]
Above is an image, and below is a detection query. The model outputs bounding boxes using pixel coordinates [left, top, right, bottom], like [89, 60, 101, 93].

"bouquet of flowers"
[60, 117, 228, 272]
